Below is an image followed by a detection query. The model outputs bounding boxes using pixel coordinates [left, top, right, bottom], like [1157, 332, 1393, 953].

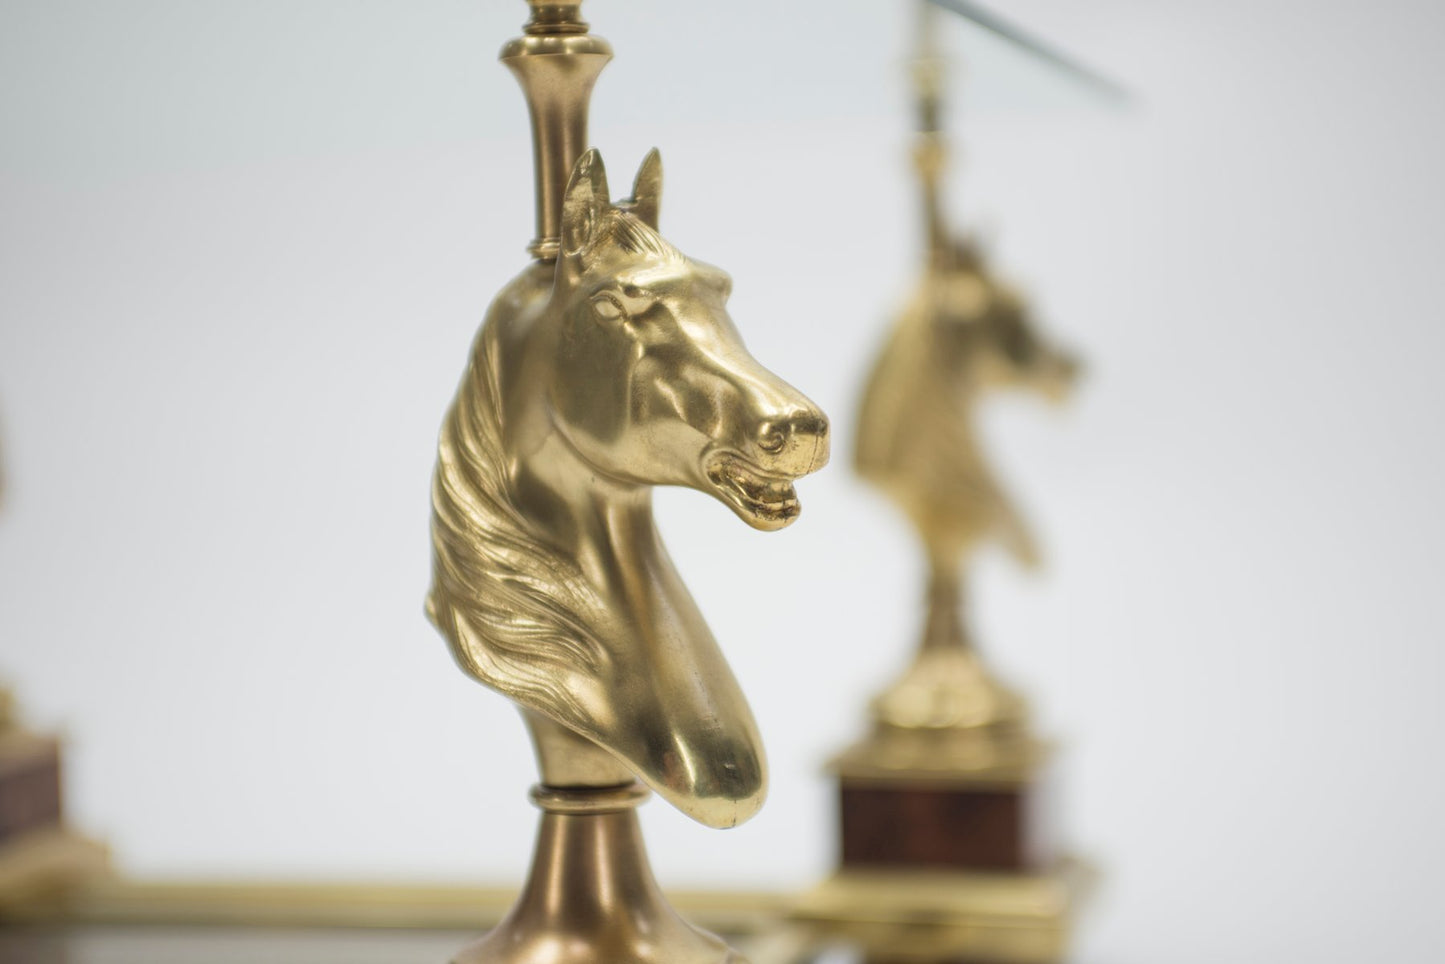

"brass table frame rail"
[22, 879, 791, 936]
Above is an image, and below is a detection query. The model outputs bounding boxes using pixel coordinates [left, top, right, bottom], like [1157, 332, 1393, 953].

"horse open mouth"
[705, 454, 801, 530]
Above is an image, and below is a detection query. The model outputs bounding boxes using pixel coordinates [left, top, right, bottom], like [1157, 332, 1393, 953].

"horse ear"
[625, 148, 662, 229]
[561, 149, 611, 257]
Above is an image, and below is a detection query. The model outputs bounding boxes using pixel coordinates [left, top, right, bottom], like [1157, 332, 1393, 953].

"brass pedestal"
[454, 784, 743, 964]
[795, 862, 1086, 964]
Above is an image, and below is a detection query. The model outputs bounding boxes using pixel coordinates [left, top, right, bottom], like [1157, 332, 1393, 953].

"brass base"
[0, 825, 110, 915]
[830, 726, 1046, 788]
[454, 783, 744, 964]
[792, 862, 1089, 964]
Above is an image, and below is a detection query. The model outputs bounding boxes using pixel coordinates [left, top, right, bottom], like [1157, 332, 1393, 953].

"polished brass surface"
[842, 4, 1077, 776]
[424, 3, 828, 963]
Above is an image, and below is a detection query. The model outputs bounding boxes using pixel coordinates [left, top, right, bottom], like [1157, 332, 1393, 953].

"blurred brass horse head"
[855, 238, 1078, 576]
[428, 149, 828, 829]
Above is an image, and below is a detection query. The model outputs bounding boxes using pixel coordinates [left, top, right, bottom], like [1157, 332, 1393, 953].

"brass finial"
[912, 2, 950, 267]
[520, 1, 589, 34]
[502, 1, 613, 260]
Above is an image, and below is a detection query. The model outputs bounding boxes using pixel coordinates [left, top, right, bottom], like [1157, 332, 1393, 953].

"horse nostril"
[755, 412, 829, 474]
[757, 425, 787, 454]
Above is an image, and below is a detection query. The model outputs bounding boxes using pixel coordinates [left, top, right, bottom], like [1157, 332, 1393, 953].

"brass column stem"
[920, 565, 971, 652]
[502, 0, 613, 261]
[452, 785, 735, 964]
[915, 133, 949, 270]
[913, 0, 950, 268]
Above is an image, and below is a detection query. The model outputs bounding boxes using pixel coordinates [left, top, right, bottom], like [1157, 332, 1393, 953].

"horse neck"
[494, 351, 670, 632]
[919, 350, 990, 474]
[514, 457, 663, 791]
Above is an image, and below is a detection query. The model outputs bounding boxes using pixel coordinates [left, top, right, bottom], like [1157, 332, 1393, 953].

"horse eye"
[591, 294, 625, 322]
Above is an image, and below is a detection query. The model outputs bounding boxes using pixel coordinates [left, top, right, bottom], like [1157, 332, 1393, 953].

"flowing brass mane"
[428, 324, 608, 721]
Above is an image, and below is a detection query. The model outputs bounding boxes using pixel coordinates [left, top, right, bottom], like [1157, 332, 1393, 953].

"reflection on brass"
[424, 4, 828, 964]
[843, 3, 1078, 778]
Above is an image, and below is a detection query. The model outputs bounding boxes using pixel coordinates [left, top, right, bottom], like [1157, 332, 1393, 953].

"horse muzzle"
[703, 409, 830, 531]
[754, 410, 830, 478]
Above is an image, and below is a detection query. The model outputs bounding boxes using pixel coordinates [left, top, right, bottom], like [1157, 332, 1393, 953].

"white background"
[2, 2, 1443, 962]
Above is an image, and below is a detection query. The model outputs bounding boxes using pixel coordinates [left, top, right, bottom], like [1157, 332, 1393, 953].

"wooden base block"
[839, 779, 1054, 873]
[0, 734, 63, 845]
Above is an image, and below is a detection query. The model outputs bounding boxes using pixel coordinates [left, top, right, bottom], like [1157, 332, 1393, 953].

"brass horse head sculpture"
[855, 17, 1076, 593]
[856, 236, 1077, 578]
[848, 138, 1077, 745]
[429, 149, 829, 829]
